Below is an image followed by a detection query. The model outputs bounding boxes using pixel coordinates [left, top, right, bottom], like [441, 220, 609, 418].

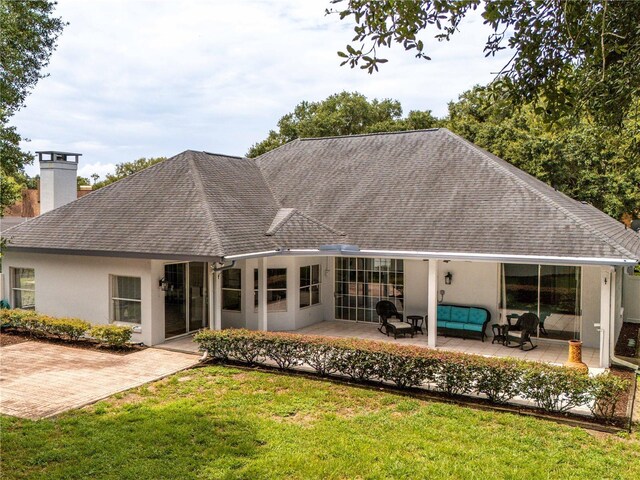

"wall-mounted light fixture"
[444, 272, 453, 285]
[159, 277, 170, 292]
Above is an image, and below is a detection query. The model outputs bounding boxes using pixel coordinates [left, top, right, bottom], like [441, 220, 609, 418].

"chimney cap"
[36, 151, 82, 163]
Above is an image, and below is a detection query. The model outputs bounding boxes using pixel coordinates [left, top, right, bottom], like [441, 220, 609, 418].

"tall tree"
[330, 0, 640, 127]
[0, 0, 65, 212]
[247, 91, 439, 157]
[92, 157, 167, 190]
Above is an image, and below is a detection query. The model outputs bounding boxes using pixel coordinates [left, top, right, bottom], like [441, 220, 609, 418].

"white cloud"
[15, 0, 513, 177]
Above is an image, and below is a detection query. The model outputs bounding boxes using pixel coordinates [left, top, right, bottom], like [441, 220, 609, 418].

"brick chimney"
[37, 151, 82, 214]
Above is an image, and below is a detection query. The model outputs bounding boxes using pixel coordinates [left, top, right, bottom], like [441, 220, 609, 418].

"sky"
[13, 0, 513, 180]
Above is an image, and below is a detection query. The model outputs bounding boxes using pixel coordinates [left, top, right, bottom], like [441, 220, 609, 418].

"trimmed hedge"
[194, 329, 630, 423]
[0, 309, 132, 347]
[90, 325, 133, 347]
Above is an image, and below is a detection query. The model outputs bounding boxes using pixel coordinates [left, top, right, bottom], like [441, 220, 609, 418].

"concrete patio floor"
[159, 320, 600, 368]
[0, 341, 199, 419]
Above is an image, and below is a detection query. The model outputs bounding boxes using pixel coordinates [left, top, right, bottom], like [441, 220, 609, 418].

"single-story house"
[2, 129, 639, 367]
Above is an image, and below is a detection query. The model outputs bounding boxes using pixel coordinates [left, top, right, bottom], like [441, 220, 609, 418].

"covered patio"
[158, 321, 601, 369]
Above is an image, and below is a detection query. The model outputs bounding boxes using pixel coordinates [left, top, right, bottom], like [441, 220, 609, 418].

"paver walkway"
[0, 341, 199, 419]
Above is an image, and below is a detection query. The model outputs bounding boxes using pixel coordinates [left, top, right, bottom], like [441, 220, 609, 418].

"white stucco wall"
[1, 250, 619, 354]
[436, 260, 500, 324]
[229, 256, 330, 332]
[2, 251, 155, 345]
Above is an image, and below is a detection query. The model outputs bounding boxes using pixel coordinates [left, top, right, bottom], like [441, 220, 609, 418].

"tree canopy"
[0, 0, 65, 213]
[330, 0, 640, 127]
[92, 157, 167, 190]
[246, 91, 439, 157]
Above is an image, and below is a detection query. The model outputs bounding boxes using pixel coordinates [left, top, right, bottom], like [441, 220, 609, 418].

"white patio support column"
[208, 262, 215, 329]
[427, 259, 438, 348]
[598, 266, 613, 368]
[214, 269, 222, 331]
[257, 257, 268, 331]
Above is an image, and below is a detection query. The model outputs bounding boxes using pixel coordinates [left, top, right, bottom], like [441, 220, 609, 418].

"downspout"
[212, 260, 236, 272]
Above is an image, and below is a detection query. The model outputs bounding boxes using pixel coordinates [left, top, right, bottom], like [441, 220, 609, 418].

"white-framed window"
[222, 268, 242, 311]
[300, 264, 321, 308]
[110, 275, 142, 324]
[254, 268, 287, 312]
[11, 268, 35, 310]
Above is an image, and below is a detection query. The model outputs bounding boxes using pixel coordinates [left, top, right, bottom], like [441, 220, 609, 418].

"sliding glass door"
[334, 257, 404, 322]
[500, 264, 581, 341]
[164, 262, 208, 338]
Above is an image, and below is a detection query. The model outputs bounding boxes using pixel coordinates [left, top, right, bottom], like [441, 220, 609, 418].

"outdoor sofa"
[436, 304, 491, 342]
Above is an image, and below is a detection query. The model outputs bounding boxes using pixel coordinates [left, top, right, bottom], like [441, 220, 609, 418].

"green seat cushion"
[468, 308, 488, 325]
[437, 320, 448, 328]
[450, 307, 469, 323]
[445, 321, 465, 330]
[437, 305, 451, 321]
[463, 323, 484, 332]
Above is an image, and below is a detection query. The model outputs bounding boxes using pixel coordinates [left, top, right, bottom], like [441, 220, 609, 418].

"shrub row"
[0, 309, 133, 347]
[194, 329, 630, 423]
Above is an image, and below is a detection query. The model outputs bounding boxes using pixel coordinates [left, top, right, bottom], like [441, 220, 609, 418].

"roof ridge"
[265, 208, 346, 237]
[265, 208, 297, 235]
[188, 154, 225, 256]
[441, 129, 638, 260]
[201, 151, 246, 160]
[253, 138, 301, 161]
[294, 209, 346, 236]
[298, 128, 441, 142]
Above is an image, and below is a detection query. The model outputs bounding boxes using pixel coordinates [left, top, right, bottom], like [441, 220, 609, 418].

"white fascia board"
[223, 248, 637, 266]
[223, 250, 281, 261]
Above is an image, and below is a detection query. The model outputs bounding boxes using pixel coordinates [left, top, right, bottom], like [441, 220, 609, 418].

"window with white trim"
[300, 264, 321, 308]
[222, 268, 242, 311]
[111, 275, 142, 324]
[254, 268, 287, 312]
[11, 268, 35, 310]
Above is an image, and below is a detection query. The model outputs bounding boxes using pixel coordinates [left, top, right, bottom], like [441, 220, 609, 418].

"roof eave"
[4, 246, 224, 263]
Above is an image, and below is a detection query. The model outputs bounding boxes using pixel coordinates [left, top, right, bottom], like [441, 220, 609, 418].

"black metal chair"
[376, 300, 413, 339]
[505, 312, 539, 351]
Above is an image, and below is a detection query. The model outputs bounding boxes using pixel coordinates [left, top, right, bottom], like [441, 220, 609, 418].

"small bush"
[40, 317, 91, 340]
[90, 325, 133, 347]
[265, 333, 305, 370]
[475, 358, 526, 404]
[299, 337, 339, 376]
[521, 365, 590, 412]
[588, 372, 630, 422]
[0, 309, 40, 330]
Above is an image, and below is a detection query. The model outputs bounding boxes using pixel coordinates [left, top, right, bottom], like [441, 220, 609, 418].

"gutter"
[222, 247, 637, 267]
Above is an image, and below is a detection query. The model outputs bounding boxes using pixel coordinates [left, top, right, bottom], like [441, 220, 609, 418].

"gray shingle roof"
[4, 129, 639, 263]
[256, 129, 640, 262]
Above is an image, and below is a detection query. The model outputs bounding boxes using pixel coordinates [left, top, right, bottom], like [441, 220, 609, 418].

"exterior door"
[164, 263, 187, 338]
[164, 262, 208, 338]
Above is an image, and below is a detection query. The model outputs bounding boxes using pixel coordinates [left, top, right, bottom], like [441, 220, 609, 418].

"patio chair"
[505, 312, 539, 351]
[376, 300, 414, 339]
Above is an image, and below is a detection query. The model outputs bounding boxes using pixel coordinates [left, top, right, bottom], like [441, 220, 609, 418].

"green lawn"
[1, 365, 639, 480]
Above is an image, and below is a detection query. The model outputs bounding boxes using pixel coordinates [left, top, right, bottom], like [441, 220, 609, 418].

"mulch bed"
[0, 329, 145, 355]
[610, 366, 638, 425]
[614, 322, 640, 358]
[0, 332, 29, 347]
